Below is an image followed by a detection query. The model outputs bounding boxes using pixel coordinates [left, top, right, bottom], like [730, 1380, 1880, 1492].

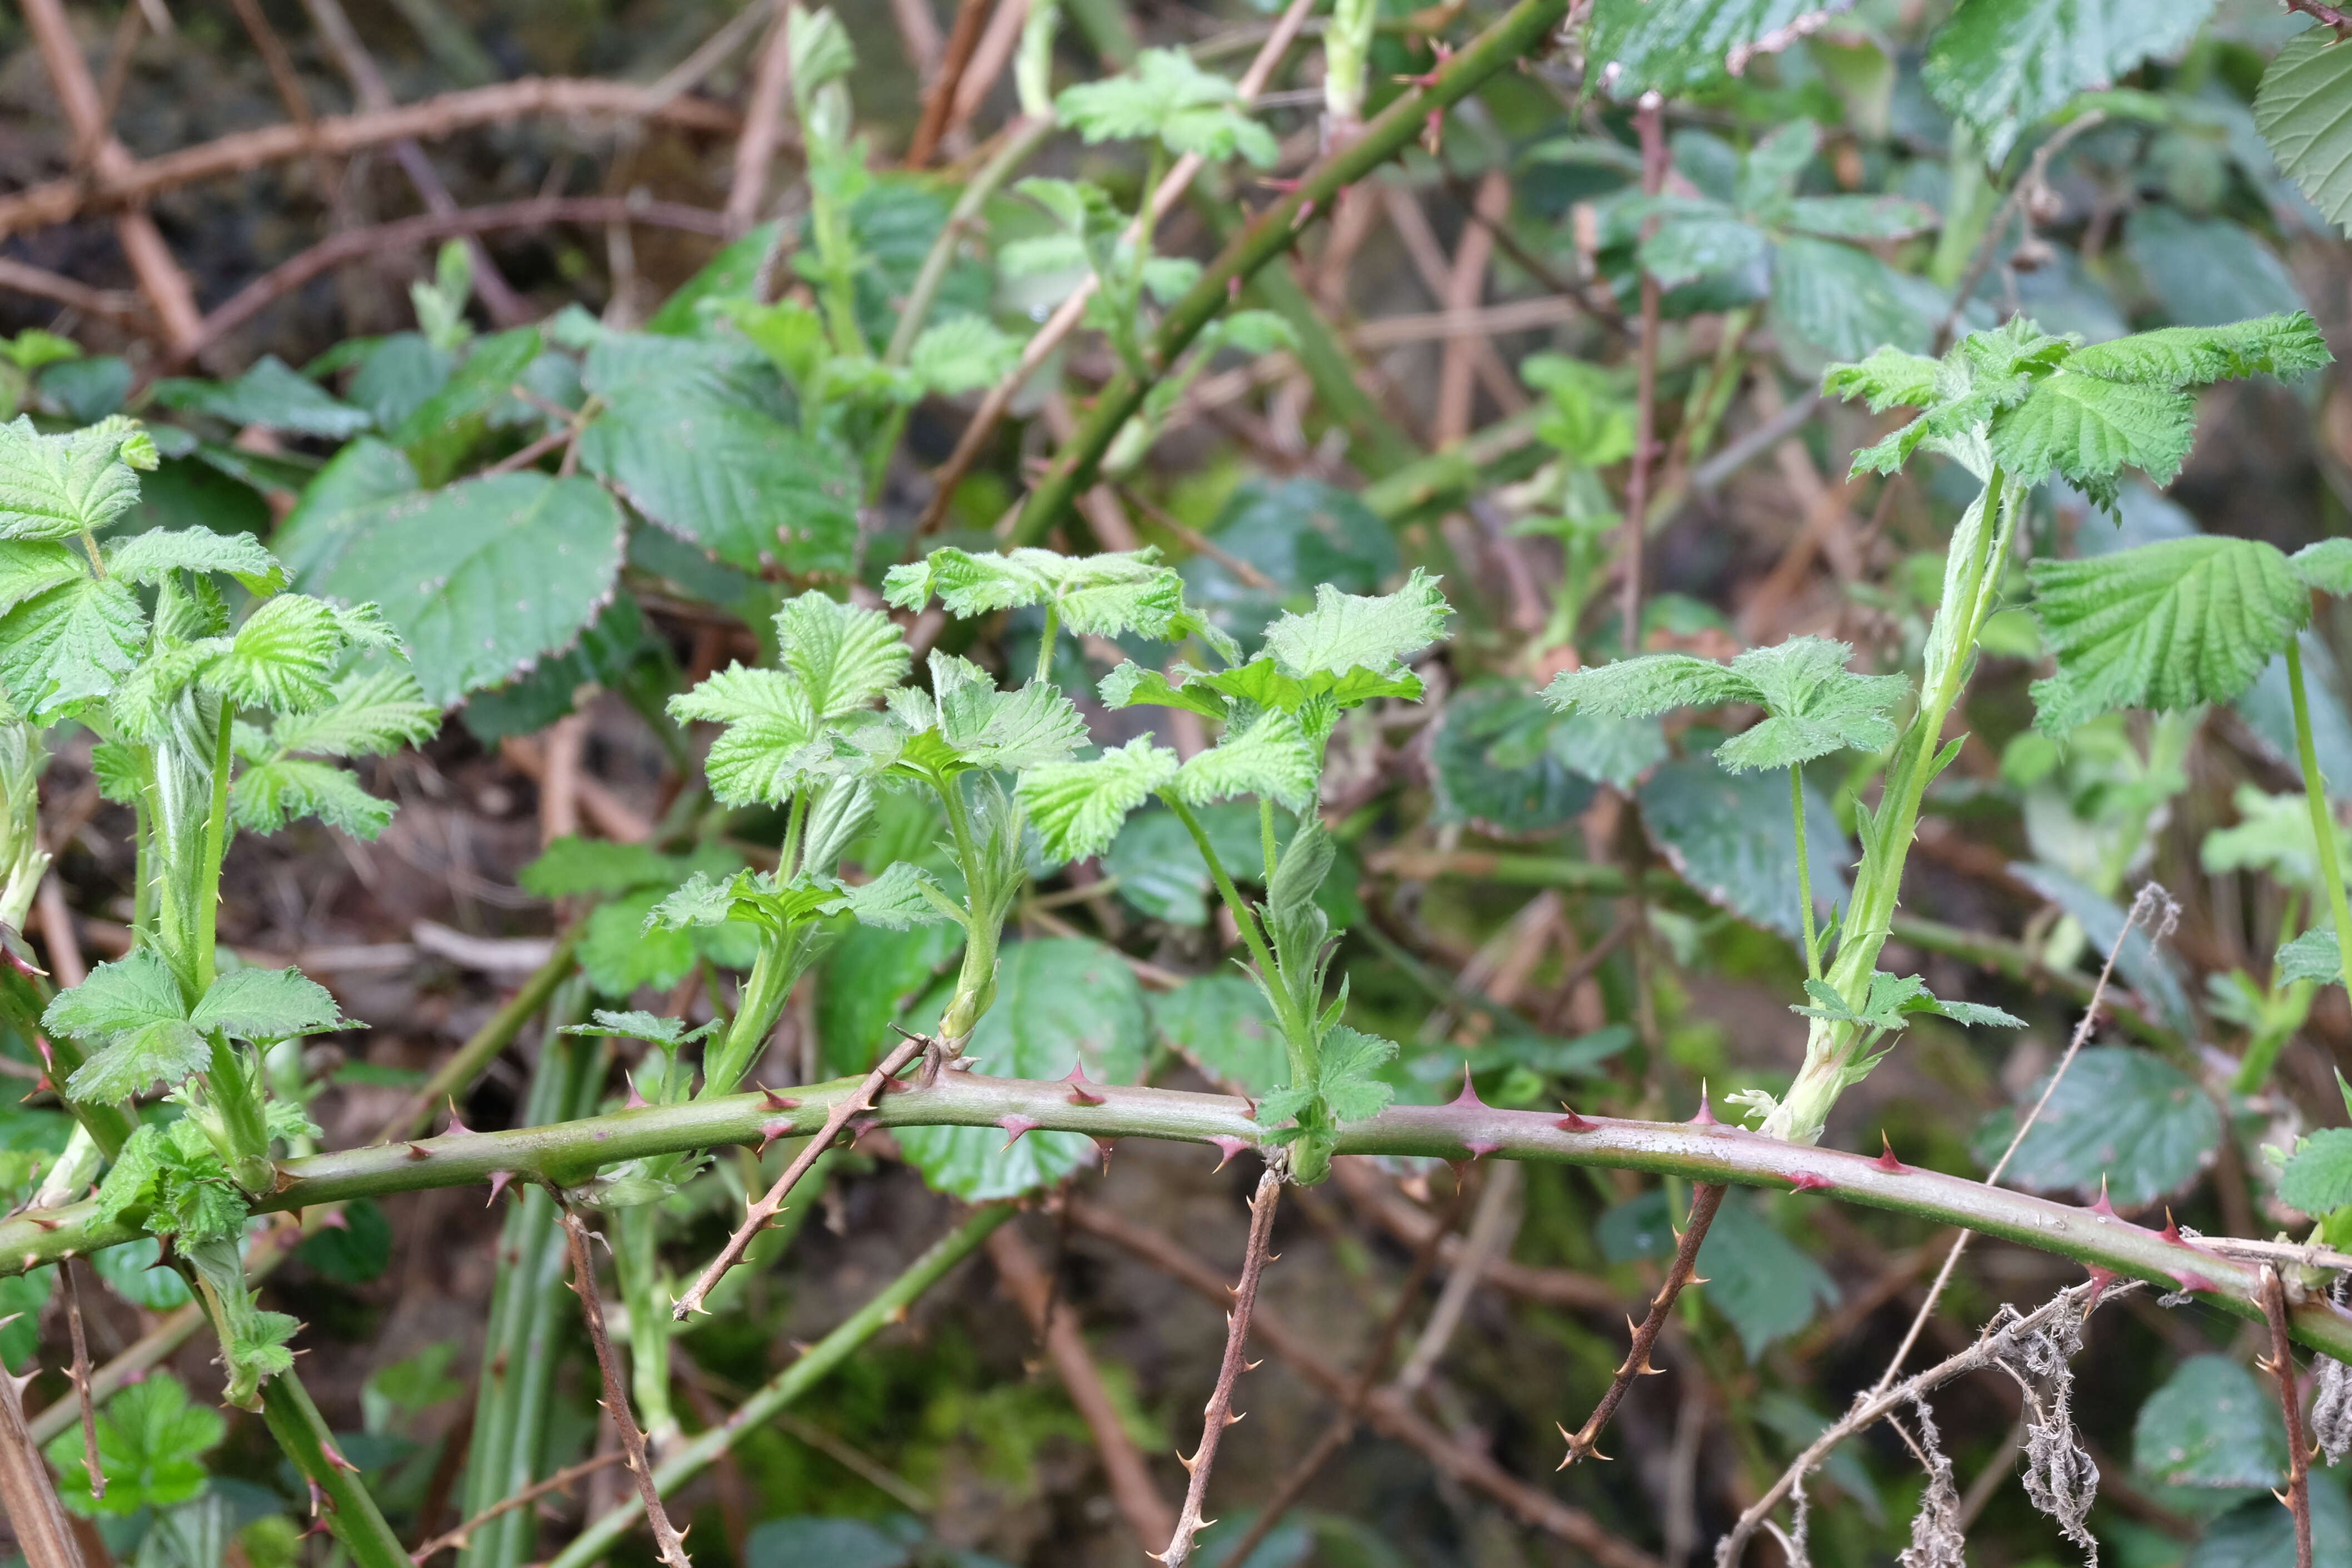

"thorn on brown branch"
[1558, 1182, 1724, 1470]
[559, 1207, 694, 1568]
[671, 1033, 926, 1320]
[1156, 1168, 1283, 1568]
[2261, 1266, 2316, 1568]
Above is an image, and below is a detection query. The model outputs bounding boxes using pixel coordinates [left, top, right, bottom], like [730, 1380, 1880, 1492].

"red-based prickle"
[759, 1086, 799, 1112]
[996, 1114, 1042, 1148]
[623, 1075, 649, 1111]
[443, 1099, 476, 1138]
[1556, 1104, 1597, 1133]
[2086, 1178, 2119, 1220]
[2173, 1270, 2221, 1295]
[1687, 1091, 1721, 1128]
[2084, 1266, 2120, 1309]
[1207, 1134, 1251, 1171]
[1787, 1171, 1833, 1193]
[1870, 1134, 1905, 1174]
[755, 1118, 794, 1156]
[484, 1170, 517, 1207]
[1064, 1063, 1106, 1106]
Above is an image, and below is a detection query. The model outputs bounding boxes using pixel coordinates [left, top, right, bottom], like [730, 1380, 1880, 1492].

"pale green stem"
[1791, 765, 1819, 982]
[260, 1371, 407, 1568]
[1034, 602, 1060, 686]
[2287, 636, 2352, 997]
[1260, 799, 1280, 884]
[780, 791, 808, 881]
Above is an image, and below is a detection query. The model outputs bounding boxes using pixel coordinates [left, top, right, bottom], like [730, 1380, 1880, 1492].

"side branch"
[1005, 0, 1572, 543]
[0, 78, 745, 239]
[1559, 1182, 1722, 1466]
[559, 1208, 694, 1568]
[12, 1073, 2352, 1358]
[1160, 1167, 1280, 1567]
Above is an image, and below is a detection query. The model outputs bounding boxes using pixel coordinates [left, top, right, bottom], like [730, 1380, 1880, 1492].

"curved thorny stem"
[1157, 1166, 1283, 1567]
[668, 1032, 927, 1321]
[1558, 1182, 1724, 1467]
[559, 1206, 694, 1568]
[2261, 1266, 2316, 1568]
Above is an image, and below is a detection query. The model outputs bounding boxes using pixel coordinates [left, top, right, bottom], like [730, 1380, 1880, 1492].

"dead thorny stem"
[1558, 1179, 1724, 1466]
[1871, 881, 2178, 1400]
[407, 1451, 625, 1562]
[1157, 1167, 1283, 1568]
[1715, 1278, 2138, 1566]
[1213, 1170, 1470, 1567]
[560, 1206, 694, 1568]
[60, 1258, 100, 1502]
[2261, 1266, 2316, 1568]
[671, 1033, 924, 1319]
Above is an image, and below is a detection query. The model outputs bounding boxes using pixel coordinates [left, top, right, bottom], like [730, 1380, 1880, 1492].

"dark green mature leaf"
[1151, 972, 1284, 1096]
[1768, 237, 1941, 361]
[152, 356, 373, 439]
[273, 438, 418, 585]
[2027, 536, 2308, 733]
[898, 938, 1148, 1199]
[88, 1235, 190, 1311]
[2259, 28, 2352, 236]
[2013, 860, 2196, 1033]
[295, 1195, 393, 1283]
[1975, 1046, 2219, 1208]
[1587, 0, 1849, 96]
[2133, 1355, 2285, 1490]
[817, 920, 963, 1077]
[1430, 683, 1596, 835]
[389, 327, 542, 486]
[1923, 0, 2215, 163]
[2280, 1127, 2352, 1215]
[2125, 206, 2308, 330]
[1598, 1190, 1836, 1357]
[1637, 756, 1848, 940]
[46, 1372, 225, 1517]
[745, 1517, 912, 1568]
[578, 334, 855, 574]
[312, 471, 626, 704]
[2191, 1475, 2352, 1567]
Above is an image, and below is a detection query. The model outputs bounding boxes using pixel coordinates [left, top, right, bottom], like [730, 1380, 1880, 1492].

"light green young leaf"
[1792, 971, 2023, 1034]
[1261, 568, 1452, 683]
[1168, 710, 1318, 812]
[0, 540, 86, 616]
[2279, 925, 2342, 987]
[885, 545, 1192, 640]
[1714, 640, 1908, 772]
[231, 757, 396, 839]
[671, 665, 834, 806]
[104, 528, 285, 595]
[887, 653, 1088, 775]
[2067, 312, 2331, 386]
[1259, 1024, 1396, 1128]
[1018, 736, 1181, 862]
[2291, 538, 2352, 596]
[1098, 662, 1231, 722]
[207, 593, 345, 712]
[560, 1010, 717, 1050]
[833, 861, 957, 930]
[1546, 653, 1753, 720]
[0, 415, 154, 542]
[908, 315, 1023, 395]
[189, 967, 348, 1043]
[2201, 783, 2351, 894]
[2280, 1127, 2352, 1215]
[2027, 535, 2308, 733]
[266, 667, 438, 758]
[65, 1021, 210, 1103]
[774, 591, 910, 721]
[48, 950, 207, 1101]
[1986, 371, 2197, 508]
[1054, 48, 1277, 166]
[1820, 346, 1944, 414]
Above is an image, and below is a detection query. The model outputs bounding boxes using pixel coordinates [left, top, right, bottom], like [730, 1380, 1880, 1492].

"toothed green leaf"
[48, 951, 206, 1101]
[1261, 569, 1451, 684]
[206, 593, 345, 712]
[0, 415, 153, 541]
[670, 664, 835, 806]
[265, 667, 438, 758]
[1054, 48, 1277, 165]
[1019, 736, 1181, 862]
[0, 540, 86, 616]
[908, 315, 1023, 395]
[1098, 661, 1232, 722]
[885, 653, 1088, 776]
[1820, 346, 1944, 414]
[151, 355, 373, 439]
[65, 1021, 210, 1103]
[1169, 711, 1318, 812]
[2258, 29, 2352, 236]
[774, 591, 910, 722]
[190, 967, 348, 1043]
[1922, 0, 2215, 166]
[105, 528, 285, 594]
[231, 757, 396, 839]
[46, 1371, 224, 1517]
[0, 571, 145, 714]
[2279, 925, 2343, 988]
[1987, 371, 2197, 507]
[1587, 0, 1844, 96]
[1545, 653, 1751, 719]
[1549, 637, 1905, 772]
[2028, 535, 2308, 733]
[835, 861, 956, 931]
[561, 1009, 717, 1050]
[1313, 1025, 1399, 1123]
[2068, 312, 2331, 386]
[2280, 1127, 2352, 1216]
[2291, 538, 2352, 597]
[886, 546, 1192, 640]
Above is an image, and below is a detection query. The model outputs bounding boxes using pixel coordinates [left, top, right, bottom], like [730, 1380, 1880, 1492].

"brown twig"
[2262, 1266, 2316, 1568]
[911, 0, 1320, 535]
[1870, 882, 2179, 1398]
[987, 1223, 1176, 1551]
[36, 877, 86, 991]
[82, 2, 146, 175]
[1213, 1172, 1468, 1568]
[298, 0, 532, 328]
[18, 0, 204, 354]
[179, 197, 726, 366]
[1558, 1180, 1723, 1466]
[408, 1451, 625, 1562]
[0, 79, 743, 242]
[1158, 1167, 1281, 1568]
[0, 259, 154, 331]
[225, 0, 340, 205]
[726, 9, 798, 235]
[1433, 170, 1511, 444]
[671, 1034, 926, 1319]
[1062, 1198, 1661, 1568]
[60, 1259, 101, 1503]
[1617, 92, 1667, 652]
[906, 0, 999, 167]
[559, 1207, 694, 1568]
[1933, 110, 2108, 353]
[0, 1327, 84, 1568]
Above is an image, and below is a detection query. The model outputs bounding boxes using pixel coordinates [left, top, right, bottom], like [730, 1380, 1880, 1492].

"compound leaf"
[0, 571, 144, 715]
[105, 528, 284, 594]
[1261, 569, 1451, 684]
[1169, 711, 1317, 812]
[1019, 736, 1181, 862]
[189, 967, 347, 1043]
[775, 591, 909, 722]
[1054, 48, 1276, 166]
